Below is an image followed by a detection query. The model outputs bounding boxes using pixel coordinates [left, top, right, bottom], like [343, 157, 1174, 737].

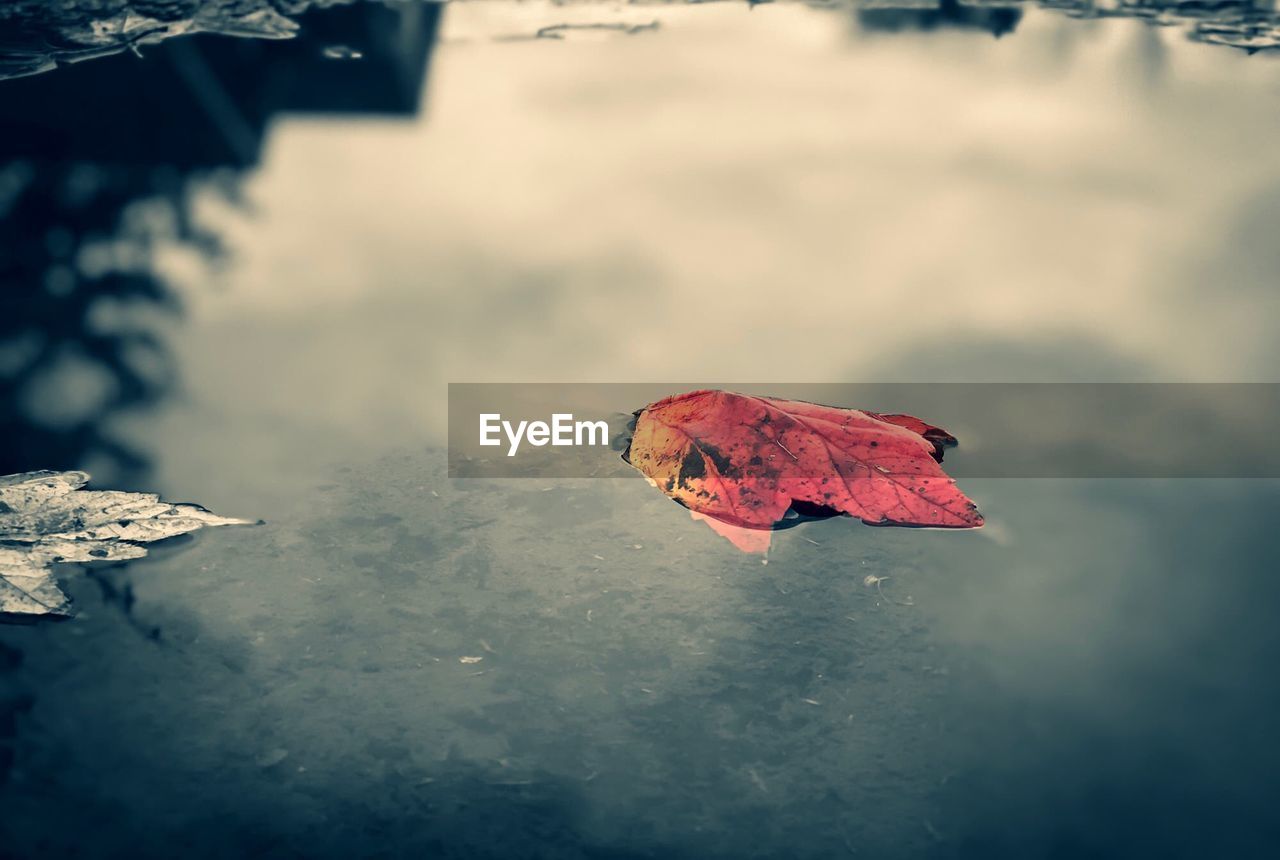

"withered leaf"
[0, 471, 256, 622]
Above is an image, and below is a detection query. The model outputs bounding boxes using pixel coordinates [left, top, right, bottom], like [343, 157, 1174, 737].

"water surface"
[2, 3, 1279, 857]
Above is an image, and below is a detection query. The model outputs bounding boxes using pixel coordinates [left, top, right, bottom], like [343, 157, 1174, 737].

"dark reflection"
[3, 0, 1280, 75]
[858, 0, 1024, 38]
[6, 752, 684, 858]
[0, 1, 441, 480]
[0, 640, 27, 787]
[852, 0, 1280, 52]
[0, 161, 186, 479]
[929, 481, 1280, 859]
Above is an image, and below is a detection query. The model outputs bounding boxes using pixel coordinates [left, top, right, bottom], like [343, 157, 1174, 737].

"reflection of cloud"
[1173, 182, 1280, 377]
[176, 0, 1280, 463]
[1201, 183, 1280, 298]
[860, 332, 1156, 381]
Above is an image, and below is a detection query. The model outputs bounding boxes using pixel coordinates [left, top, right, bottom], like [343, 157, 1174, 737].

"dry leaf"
[622, 390, 982, 551]
[0, 470, 257, 622]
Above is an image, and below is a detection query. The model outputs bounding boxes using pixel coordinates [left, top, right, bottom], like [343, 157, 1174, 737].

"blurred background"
[1, 2, 1279, 858]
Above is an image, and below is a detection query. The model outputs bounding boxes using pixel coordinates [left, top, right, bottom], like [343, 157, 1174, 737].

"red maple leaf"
[623, 390, 982, 549]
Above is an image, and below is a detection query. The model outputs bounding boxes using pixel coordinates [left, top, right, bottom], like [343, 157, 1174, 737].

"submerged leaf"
[0, 471, 257, 623]
[622, 390, 982, 549]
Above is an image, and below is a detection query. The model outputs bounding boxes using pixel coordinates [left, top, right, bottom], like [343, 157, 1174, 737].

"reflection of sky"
[145, 4, 1280, 499]
[7, 8, 1280, 857]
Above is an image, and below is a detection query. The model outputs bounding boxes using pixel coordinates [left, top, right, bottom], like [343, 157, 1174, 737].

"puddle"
[1, 2, 1278, 857]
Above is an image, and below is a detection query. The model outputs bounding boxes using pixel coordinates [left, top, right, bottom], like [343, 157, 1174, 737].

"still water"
[2, 2, 1279, 857]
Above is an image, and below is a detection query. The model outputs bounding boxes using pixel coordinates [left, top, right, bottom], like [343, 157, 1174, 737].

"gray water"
[2, 3, 1279, 858]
